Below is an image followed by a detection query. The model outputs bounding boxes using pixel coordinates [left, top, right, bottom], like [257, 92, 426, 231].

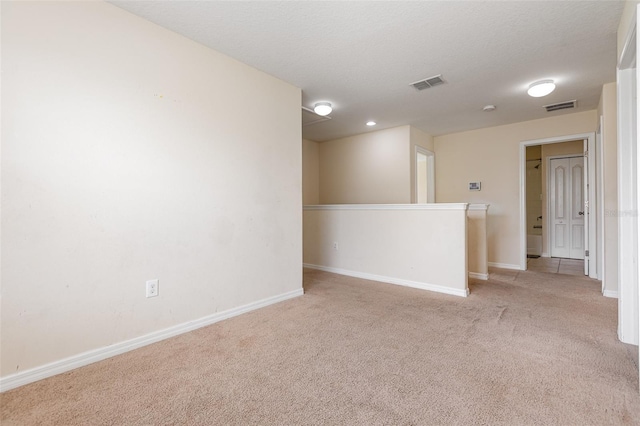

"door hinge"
[585, 250, 589, 257]
[584, 151, 589, 157]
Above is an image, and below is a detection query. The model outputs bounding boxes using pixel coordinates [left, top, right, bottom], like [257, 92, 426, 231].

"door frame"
[547, 154, 585, 260]
[519, 132, 597, 276]
[414, 146, 435, 203]
[596, 116, 604, 283]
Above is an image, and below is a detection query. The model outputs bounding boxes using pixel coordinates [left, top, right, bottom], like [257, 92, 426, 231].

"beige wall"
[302, 139, 320, 205]
[410, 127, 435, 203]
[319, 126, 411, 204]
[435, 110, 597, 268]
[540, 140, 584, 256]
[2, 2, 302, 378]
[618, 1, 639, 60]
[599, 83, 618, 295]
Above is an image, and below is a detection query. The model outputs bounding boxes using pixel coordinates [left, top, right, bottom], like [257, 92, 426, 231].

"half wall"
[303, 204, 469, 297]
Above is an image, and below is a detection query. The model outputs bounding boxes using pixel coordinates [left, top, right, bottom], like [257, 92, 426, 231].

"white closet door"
[550, 156, 584, 260]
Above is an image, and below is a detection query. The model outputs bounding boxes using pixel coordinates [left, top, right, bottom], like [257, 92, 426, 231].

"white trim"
[303, 263, 469, 297]
[468, 203, 490, 211]
[519, 133, 596, 273]
[618, 8, 636, 69]
[587, 135, 598, 279]
[488, 262, 522, 270]
[616, 6, 639, 346]
[303, 203, 469, 211]
[597, 115, 605, 283]
[0, 288, 304, 393]
[603, 290, 619, 299]
[541, 252, 550, 258]
[521, 133, 593, 146]
[469, 272, 489, 280]
[636, 4, 640, 373]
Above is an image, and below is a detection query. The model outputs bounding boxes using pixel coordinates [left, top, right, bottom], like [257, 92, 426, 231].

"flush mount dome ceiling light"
[366, 121, 376, 126]
[527, 80, 556, 97]
[313, 102, 332, 116]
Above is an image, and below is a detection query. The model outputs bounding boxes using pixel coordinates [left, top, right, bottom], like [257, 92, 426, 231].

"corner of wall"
[2, 0, 302, 380]
[410, 126, 435, 152]
[302, 138, 320, 205]
[601, 81, 619, 295]
[617, 1, 639, 61]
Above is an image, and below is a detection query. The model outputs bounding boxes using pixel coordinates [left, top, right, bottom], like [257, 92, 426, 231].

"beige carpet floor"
[2, 268, 639, 425]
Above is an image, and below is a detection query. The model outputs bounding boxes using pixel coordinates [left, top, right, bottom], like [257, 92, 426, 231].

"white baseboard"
[0, 288, 304, 393]
[303, 263, 468, 297]
[488, 262, 522, 271]
[469, 272, 489, 280]
[603, 289, 619, 298]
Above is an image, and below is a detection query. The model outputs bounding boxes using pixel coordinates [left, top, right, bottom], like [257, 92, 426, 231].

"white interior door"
[550, 156, 585, 260]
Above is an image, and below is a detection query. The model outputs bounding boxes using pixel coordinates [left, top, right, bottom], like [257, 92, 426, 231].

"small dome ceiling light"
[313, 102, 332, 116]
[527, 80, 556, 98]
[366, 121, 377, 126]
[482, 105, 496, 112]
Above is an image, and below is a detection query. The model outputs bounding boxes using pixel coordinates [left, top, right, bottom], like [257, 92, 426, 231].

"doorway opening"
[525, 146, 543, 258]
[519, 133, 597, 278]
[415, 146, 435, 203]
[548, 153, 585, 260]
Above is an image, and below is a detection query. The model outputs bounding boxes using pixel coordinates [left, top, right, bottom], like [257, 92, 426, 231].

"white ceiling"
[110, 1, 625, 142]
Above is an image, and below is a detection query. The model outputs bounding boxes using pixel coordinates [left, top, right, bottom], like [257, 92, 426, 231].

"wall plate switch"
[146, 279, 159, 298]
[333, 242, 339, 250]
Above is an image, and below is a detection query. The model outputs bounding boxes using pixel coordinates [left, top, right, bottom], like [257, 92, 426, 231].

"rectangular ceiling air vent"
[302, 106, 331, 126]
[544, 100, 577, 112]
[410, 74, 445, 91]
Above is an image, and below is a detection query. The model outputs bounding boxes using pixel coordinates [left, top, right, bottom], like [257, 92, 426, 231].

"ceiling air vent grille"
[544, 100, 577, 112]
[410, 74, 445, 91]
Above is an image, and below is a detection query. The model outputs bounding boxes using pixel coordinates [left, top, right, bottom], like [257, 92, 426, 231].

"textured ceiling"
[110, 1, 625, 141]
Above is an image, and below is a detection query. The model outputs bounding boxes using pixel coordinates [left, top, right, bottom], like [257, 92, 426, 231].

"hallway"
[526, 257, 585, 276]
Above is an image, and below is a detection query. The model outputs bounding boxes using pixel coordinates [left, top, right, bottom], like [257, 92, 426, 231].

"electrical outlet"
[333, 242, 339, 250]
[146, 279, 159, 298]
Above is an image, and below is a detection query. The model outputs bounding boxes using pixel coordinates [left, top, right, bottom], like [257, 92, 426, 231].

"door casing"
[616, 4, 638, 347]
[415, 146, 435, 203]
[519, 132, 597, 277]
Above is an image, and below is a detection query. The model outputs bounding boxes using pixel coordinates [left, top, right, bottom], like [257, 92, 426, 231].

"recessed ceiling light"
[527, 80, 556, 97]
[366, 121, 376, 126]
[313, 102, 332, 116]
[482, 105, 496, 112]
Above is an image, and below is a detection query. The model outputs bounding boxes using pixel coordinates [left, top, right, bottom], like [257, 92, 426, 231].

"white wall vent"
[302, 106, 331, 126]
[544, 100, 577, 112]
[410, 74, 446, 91]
